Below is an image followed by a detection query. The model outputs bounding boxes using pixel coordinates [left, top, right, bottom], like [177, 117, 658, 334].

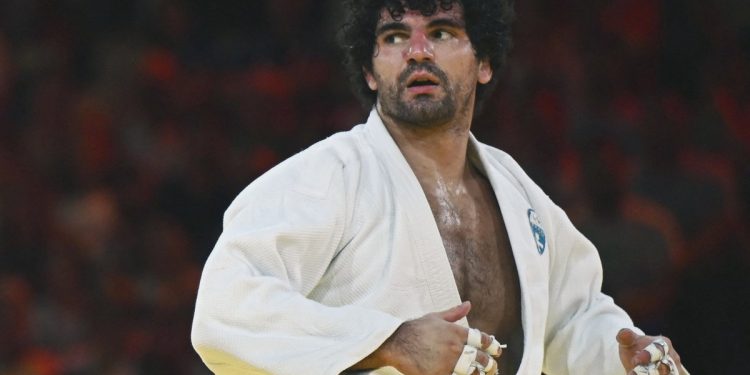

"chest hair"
[424, 171, 524, 373]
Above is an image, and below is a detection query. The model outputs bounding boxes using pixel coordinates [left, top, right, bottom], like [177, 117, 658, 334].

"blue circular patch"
[527, 208, 546, 255]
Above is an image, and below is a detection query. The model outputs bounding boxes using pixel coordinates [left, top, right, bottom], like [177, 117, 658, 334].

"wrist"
[349, 322, 405, 370]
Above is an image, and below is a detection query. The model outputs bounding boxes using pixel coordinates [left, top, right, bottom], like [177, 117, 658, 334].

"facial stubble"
[376, 63, 471, 129]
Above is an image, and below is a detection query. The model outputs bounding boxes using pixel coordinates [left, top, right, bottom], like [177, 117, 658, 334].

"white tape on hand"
[453, 345, 479, 375]
[644, 343, 665, 362]
[467, 328, 482, 348]
[480, 357, 497, 375]
[633, 364, 661, 375]
[653, 338, 670, 356]
[486, 335, 507, 357]
[661, 355, 679, 375]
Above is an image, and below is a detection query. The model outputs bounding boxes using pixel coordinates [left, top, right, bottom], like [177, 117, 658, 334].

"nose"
[403, 31, 434, 62]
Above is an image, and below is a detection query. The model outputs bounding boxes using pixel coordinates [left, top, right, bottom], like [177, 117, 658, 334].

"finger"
[661, 356, 683, 375]
[453, 345, 479, 375]
[635, 337, 672, 367]
[467, 328, 483, 348]
[642, 341, 666, 362]
[629, 364, 661, 375]
[475, 351, 490, 369]
[670, 349, 681, 364]
[486, 335, 506, 357]
[474, 351, 497, 375]
[486, 357, 497, 375]
[658, 361, 670, 375]
[617, 328, 639, 348]
[671, 353, 686, 373]
[633, 348, 654, 366]
[465, 328, 496, 351]
[657, 337, 688, 374]
[439, 301, 472, 323]
[478, 330, 496, 352]
[470, 365, 491, 375]
[661, 337, 678, 362]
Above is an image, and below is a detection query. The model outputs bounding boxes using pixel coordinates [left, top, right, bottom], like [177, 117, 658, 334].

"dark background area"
[0, 0, 748, 374]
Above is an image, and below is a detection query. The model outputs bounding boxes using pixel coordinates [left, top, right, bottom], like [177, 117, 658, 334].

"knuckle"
[449, 342, 464, 355]
[454, 326, 468, 339]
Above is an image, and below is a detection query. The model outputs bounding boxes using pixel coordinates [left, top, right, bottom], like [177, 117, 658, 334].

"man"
[192, 1, 688, 374]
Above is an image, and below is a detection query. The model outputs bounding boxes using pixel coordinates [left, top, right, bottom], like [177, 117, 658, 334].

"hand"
[617, 328, 689, 375]
[351, 301, 502, 375]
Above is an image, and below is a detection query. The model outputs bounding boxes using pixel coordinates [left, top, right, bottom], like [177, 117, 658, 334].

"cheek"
[371, 65, 398, 90]
[439, 46, 482, 82]
[371, 49, 402, 77]
[445, 63, 480, 90]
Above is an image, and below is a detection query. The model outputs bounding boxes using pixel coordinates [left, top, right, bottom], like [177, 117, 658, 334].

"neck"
[377, 104, 473, 183]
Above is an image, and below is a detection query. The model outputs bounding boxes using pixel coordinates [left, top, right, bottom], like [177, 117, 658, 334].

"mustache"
[398, 62, 448, 86]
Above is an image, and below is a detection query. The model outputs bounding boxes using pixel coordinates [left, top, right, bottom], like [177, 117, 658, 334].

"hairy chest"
[425, 179, 524, 370]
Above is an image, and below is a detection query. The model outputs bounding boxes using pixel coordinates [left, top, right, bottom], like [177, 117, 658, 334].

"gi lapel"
[363, 110, 465, 320]
[469, 135, 550, 374]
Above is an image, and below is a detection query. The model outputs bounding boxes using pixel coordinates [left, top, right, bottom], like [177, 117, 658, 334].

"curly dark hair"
[337, 0, 514, 113]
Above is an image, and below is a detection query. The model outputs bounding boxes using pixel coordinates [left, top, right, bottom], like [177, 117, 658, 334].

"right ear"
[363, 68, 377, 91]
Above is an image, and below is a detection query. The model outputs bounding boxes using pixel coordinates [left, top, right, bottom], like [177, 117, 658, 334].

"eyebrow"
[375, 17, 466, 36]
[375, 22, 410, 36]
[428, 18, 465, 30]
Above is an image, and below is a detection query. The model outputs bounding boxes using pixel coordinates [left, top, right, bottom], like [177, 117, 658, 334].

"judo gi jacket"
[191, 110, 641, 375]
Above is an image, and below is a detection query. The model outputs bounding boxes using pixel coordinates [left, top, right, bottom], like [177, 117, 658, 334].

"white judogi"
[191, 110, 640, 375]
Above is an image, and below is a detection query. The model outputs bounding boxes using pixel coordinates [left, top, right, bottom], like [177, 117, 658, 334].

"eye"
[383, 33, 407, 44]
[431, 29, 454, 41]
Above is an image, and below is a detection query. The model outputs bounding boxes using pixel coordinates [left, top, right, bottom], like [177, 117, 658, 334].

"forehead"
[375, 3, 466, 27]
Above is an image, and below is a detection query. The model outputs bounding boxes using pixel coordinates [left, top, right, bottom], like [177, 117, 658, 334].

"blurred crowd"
[0, 0, 748, 374]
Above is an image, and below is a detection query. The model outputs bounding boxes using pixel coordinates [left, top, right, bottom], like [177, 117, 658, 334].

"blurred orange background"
[0, 1, 748, 374]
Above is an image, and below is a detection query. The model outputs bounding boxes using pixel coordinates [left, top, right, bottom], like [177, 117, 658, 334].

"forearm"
[193, 281, 403, 374]
[192, 250, 404, 375]
[348, 330, 400, 371]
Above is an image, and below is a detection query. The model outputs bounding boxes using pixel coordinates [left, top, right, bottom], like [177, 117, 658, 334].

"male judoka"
[191, 0, 689, 374]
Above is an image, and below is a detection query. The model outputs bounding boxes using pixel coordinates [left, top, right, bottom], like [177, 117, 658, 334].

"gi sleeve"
[191, 152, 403, 375]
[542, 203, 643, 375]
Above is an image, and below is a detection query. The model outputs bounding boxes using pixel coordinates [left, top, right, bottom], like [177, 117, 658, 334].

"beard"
[376, 62, 459, 128]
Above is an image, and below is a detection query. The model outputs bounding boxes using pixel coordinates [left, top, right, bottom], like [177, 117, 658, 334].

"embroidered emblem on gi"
[527, 208, 546, 255]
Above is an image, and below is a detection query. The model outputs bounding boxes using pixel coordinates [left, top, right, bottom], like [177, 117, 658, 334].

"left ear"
[477, 59, 493, 84]
[363, 67, 378, 91]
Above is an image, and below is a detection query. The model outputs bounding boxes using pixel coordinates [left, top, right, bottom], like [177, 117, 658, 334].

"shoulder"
[252, 126, 368, 192]
[224, 126, 371, 223]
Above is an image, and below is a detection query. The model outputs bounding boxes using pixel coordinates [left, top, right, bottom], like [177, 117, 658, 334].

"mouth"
[405, 72, 440, 94]
[406, 72, 440, 88]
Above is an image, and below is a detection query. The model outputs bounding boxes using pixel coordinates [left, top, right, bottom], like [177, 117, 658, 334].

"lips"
[406, 72, 440, 88]
[405, 71, 440, 94]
